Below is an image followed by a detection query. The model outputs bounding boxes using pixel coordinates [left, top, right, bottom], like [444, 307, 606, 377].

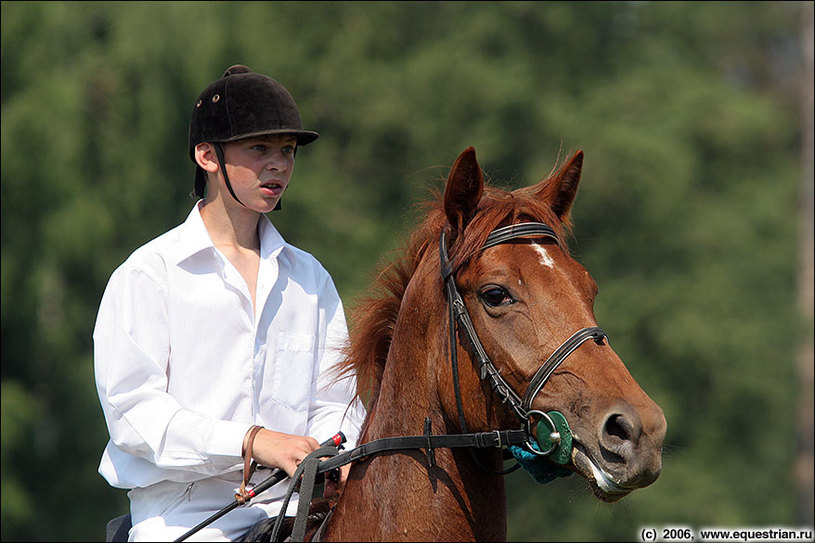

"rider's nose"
[265, 151, 287, 171]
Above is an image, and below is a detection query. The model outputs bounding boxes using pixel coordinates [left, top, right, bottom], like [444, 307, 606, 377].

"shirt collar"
[257, 211, 288, 260]
[173, 202, 291, 265]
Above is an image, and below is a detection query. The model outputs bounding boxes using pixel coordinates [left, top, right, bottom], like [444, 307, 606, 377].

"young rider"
[94, 65, 365, 541]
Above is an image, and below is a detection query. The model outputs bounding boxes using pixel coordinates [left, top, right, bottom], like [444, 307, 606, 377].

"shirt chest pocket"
[271, 332, 316, 413]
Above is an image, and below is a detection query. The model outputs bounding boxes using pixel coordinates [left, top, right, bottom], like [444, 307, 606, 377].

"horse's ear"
[444, 147, 484, 232]
[534, 150, 584, 222]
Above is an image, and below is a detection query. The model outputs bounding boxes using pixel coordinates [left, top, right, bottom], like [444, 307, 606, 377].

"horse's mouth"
[570, 440, 634, 503]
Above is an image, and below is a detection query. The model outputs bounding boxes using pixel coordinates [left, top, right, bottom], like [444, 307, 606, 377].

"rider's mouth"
[260, 182, 284, 196]
[570, 439, 634, 503]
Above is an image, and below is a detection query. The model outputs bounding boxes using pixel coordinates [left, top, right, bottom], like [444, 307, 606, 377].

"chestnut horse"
[315, 147, 667, 541]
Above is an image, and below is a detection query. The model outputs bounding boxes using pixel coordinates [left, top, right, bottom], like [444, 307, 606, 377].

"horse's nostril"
[602, 408, 644, 449]
[605, 414, 631, 441]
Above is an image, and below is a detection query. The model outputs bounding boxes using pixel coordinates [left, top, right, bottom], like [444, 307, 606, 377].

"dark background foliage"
[2, 2, 812, 541]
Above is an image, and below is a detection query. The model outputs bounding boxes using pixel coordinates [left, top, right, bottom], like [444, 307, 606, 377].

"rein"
[271, 427, 532, 542]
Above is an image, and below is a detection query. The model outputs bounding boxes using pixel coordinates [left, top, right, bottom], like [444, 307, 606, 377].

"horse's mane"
[335, 167, 573, 416]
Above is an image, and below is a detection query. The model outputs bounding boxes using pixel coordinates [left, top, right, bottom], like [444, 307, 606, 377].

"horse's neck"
[325, 309, 508, 541]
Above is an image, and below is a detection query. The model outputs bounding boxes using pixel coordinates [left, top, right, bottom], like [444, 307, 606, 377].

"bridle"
[439, 221, 608, 457]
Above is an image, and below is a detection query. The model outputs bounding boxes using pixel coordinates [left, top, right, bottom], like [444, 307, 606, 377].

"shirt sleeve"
[306, 267, 366, 450]
[93, 263, 251, 477]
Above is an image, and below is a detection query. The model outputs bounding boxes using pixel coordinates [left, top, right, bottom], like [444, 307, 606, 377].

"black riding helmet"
[188, 64, 319, 207]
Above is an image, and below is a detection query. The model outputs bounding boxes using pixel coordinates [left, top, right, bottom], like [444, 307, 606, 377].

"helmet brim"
[223, 128, 319, 146]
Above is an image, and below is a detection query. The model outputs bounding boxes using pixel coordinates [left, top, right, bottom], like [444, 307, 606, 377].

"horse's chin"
[570, 441, 634, 503]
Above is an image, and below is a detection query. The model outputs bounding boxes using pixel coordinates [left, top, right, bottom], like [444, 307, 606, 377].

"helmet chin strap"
[212, 142, 282, 211]
[213, 143, 246, 207]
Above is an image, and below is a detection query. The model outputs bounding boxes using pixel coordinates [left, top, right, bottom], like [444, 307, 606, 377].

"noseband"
[439, 222, 607, 457]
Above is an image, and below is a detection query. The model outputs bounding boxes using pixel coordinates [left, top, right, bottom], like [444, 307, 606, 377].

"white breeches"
[127, 470, 296, 542]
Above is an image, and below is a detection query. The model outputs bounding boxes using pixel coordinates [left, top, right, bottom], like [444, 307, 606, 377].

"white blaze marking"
[532, 244, 555, 268]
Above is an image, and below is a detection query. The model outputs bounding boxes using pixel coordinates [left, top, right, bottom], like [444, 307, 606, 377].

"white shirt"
[94, 202, 364, 489]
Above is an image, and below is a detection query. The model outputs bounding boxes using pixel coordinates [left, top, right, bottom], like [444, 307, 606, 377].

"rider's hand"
[245, 428, 319, 478]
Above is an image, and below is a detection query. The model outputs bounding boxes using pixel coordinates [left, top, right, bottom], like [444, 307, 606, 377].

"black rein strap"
[269, 428, 531, 541]
[317, 427, 530, 474]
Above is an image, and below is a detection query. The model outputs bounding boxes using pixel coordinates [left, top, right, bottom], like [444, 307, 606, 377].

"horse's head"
[440, 147, 666, 502]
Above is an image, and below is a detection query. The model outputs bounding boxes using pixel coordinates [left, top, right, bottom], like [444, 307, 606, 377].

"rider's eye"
[480, 287, 513, 307]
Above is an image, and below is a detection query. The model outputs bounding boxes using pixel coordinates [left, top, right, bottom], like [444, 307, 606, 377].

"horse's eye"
[480, 287, 513, 307]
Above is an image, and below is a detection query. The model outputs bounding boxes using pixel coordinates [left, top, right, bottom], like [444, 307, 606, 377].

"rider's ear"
[194, 142, 220, 174]
[444, 147, 484, 234]
[534, 150, 584, 223]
